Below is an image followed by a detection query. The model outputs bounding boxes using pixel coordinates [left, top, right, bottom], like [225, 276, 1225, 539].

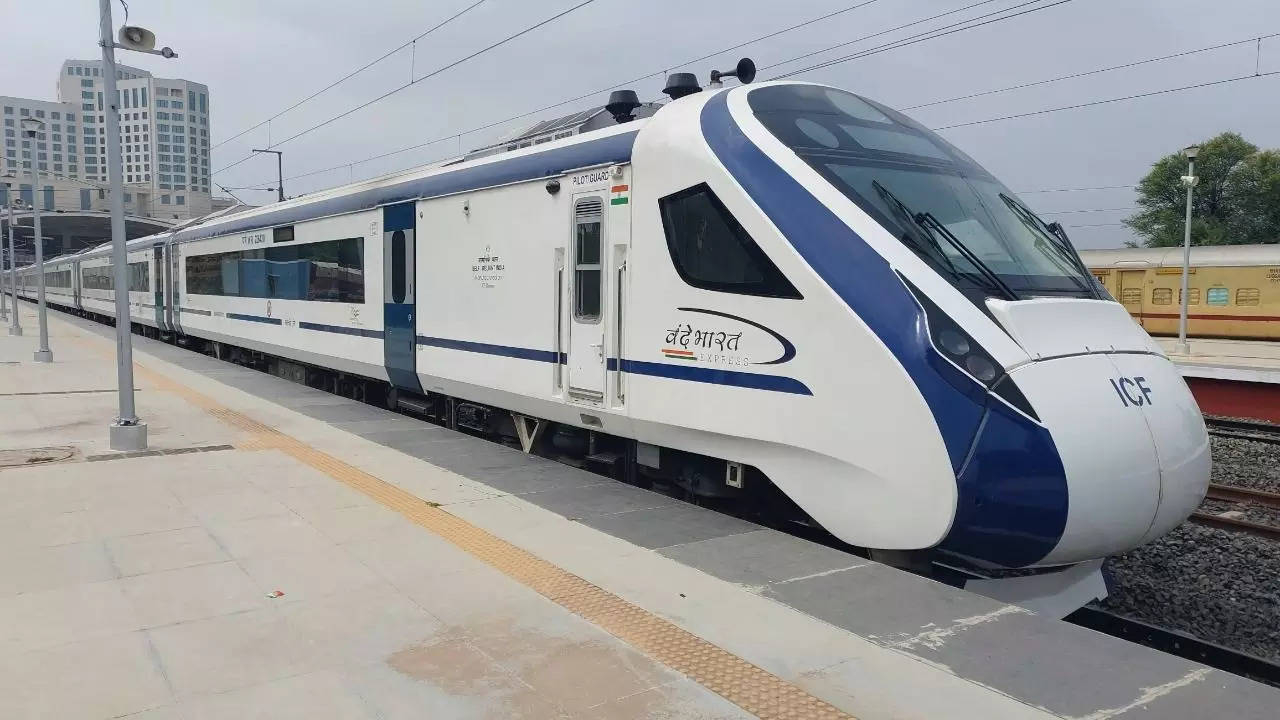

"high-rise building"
[0, 59, 211, 220]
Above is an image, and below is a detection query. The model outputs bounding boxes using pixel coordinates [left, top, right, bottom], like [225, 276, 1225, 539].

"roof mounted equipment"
[606, 90, 642, 123]
[662, 72, 702, 100]
[709, 57, 757, 87]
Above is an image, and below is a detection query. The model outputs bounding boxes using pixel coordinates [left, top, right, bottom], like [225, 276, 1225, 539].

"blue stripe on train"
[417, 336, 811, 395]
[226, 312, 282, 325]
[417, 335, 559, 363]
[620, 359, 811, 395]
[699, 90, 1067, 567]
[298, 321, 384, 339]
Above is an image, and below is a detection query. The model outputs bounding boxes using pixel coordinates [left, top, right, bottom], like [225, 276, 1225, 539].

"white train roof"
[52, 115, 652, 264]
[1080, 244, 1280, 269]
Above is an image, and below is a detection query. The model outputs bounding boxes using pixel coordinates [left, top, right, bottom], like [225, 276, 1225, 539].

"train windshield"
[748, 84, 1099, 303]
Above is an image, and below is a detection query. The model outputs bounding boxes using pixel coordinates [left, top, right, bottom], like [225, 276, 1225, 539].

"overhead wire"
[1018, 185, 1135, 194]
[902, 31, 1280, 110]
[758, 0, 1005, 74]
[222, 0, 1269, 218]
[211, 0, 486, 151]
[1038, 207, 1136, 215]
[765, 0, 1079, 80]
[213, 0, 597, 176]
[256, 0, 1082, 188]
[232, 0, 892, 188]
[931, 70, 1280, 130]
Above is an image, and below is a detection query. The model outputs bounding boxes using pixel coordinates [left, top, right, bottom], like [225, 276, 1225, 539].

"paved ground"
[4, 300, 1279, 719]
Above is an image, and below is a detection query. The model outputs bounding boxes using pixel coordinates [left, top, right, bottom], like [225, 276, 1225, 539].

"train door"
[72, 260, 80, 309]
[1119, 270, 1146, 327]
[166, 239, 183, 335]
[152, 243, 165, 329]
[383, 202, 424, 394]
[566, 194, 607, 402]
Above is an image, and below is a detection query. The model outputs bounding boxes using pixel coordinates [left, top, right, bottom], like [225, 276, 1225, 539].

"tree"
[1124, 132, 1280, 247]
[1224, 149, 1280, 244]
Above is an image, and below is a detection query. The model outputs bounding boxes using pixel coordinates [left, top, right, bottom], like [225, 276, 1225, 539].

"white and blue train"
[14, 72, 1209, 601]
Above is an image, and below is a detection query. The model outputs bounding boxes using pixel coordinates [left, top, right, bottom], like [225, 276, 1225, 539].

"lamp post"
[20, 119, 52, 363]
[100, 1, 179, 450]
[3, 182, 20, 336]
[0, 181, 8, 324]
[1175, 145, 1200, 355]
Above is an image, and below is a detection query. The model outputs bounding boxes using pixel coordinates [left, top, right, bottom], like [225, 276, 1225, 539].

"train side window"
[574, 198, 603, 321]
[1119, 288, 1141, 304]
[185, 237, 364, 302]
[128, 261, 149, 291]
[1151, 288, 1172, 305]
[1206, 287, 1229, 306]
[659, 183, 801, 299]
[1236, 288, 1260, 306]
[390, 230, 406, 304]
[1180, 288, 1200, 305]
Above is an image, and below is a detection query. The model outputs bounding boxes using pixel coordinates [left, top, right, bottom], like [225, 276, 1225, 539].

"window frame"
[658, 183, 802, 299]
[184, 236, 365, 303]
[572, 197, 604, 323]
[390, 230, 407, 304]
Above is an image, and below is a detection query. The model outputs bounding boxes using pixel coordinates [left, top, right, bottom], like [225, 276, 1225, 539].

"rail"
[1204, 483, 1280, 509]
[1205, 416, 1280, 445]
[1189, 482, 1280, 541]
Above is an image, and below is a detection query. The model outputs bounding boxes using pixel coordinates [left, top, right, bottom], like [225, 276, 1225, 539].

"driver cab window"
[659, 183, 800, 298]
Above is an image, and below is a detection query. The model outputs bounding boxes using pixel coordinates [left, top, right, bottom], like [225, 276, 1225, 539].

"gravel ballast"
[1208, 434, 1280, 493]
[1098, 434, 1280, 663]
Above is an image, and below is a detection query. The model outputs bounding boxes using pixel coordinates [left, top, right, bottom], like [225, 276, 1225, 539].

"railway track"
[1204, 416, 1280, 445]
[1189, 483, 1280, 541]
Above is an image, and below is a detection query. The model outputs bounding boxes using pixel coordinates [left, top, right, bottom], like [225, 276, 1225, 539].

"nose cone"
[1012, 355, 1158, 565]
[1010, 352, 1209, 566]
[1110, 353, 1212, 543]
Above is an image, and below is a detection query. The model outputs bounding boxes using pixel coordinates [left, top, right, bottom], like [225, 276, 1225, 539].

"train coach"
[1081, 245, 1280, 340]
[13, 71, 1211, 611]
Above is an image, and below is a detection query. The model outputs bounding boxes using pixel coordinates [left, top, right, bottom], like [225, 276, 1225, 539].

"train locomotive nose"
[1013, 351, 1210, 566]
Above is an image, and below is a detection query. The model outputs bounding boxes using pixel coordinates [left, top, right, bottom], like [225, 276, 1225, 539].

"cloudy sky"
[2, 0, 1278, 248]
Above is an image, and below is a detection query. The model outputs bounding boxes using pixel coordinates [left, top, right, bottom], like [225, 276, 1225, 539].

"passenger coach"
[1082, 245, 1280, 340]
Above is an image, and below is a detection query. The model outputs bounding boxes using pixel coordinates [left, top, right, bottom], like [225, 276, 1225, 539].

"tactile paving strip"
[132, 360, 856, 719]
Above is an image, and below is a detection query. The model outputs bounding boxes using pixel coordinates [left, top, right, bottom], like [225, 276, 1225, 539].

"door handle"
[589, 342, 603, 359]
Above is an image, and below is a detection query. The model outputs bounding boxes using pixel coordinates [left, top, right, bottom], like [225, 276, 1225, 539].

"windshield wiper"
[871, 181, 953, 268]
[915, 212, 1020, 301]
[872, 181, 1018, 301]
[999, 194, 1099, 298]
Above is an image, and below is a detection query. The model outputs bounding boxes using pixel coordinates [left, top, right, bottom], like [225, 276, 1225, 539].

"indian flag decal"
[610, 184, 629, 206]
[662, 348, 696, 361]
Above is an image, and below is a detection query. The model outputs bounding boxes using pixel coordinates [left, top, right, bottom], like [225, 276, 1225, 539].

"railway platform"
[3, 301, 1279, 719]
[1157, 337, 1280, 423]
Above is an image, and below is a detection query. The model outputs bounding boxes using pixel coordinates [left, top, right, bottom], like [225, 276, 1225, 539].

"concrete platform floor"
[1158, 336, 1280, 384]
[0, 307, 760, 719]
[3, 301, 1278, 719]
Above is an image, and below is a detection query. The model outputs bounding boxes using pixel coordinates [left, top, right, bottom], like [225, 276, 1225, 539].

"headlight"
[900, 274, 1039, 421]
